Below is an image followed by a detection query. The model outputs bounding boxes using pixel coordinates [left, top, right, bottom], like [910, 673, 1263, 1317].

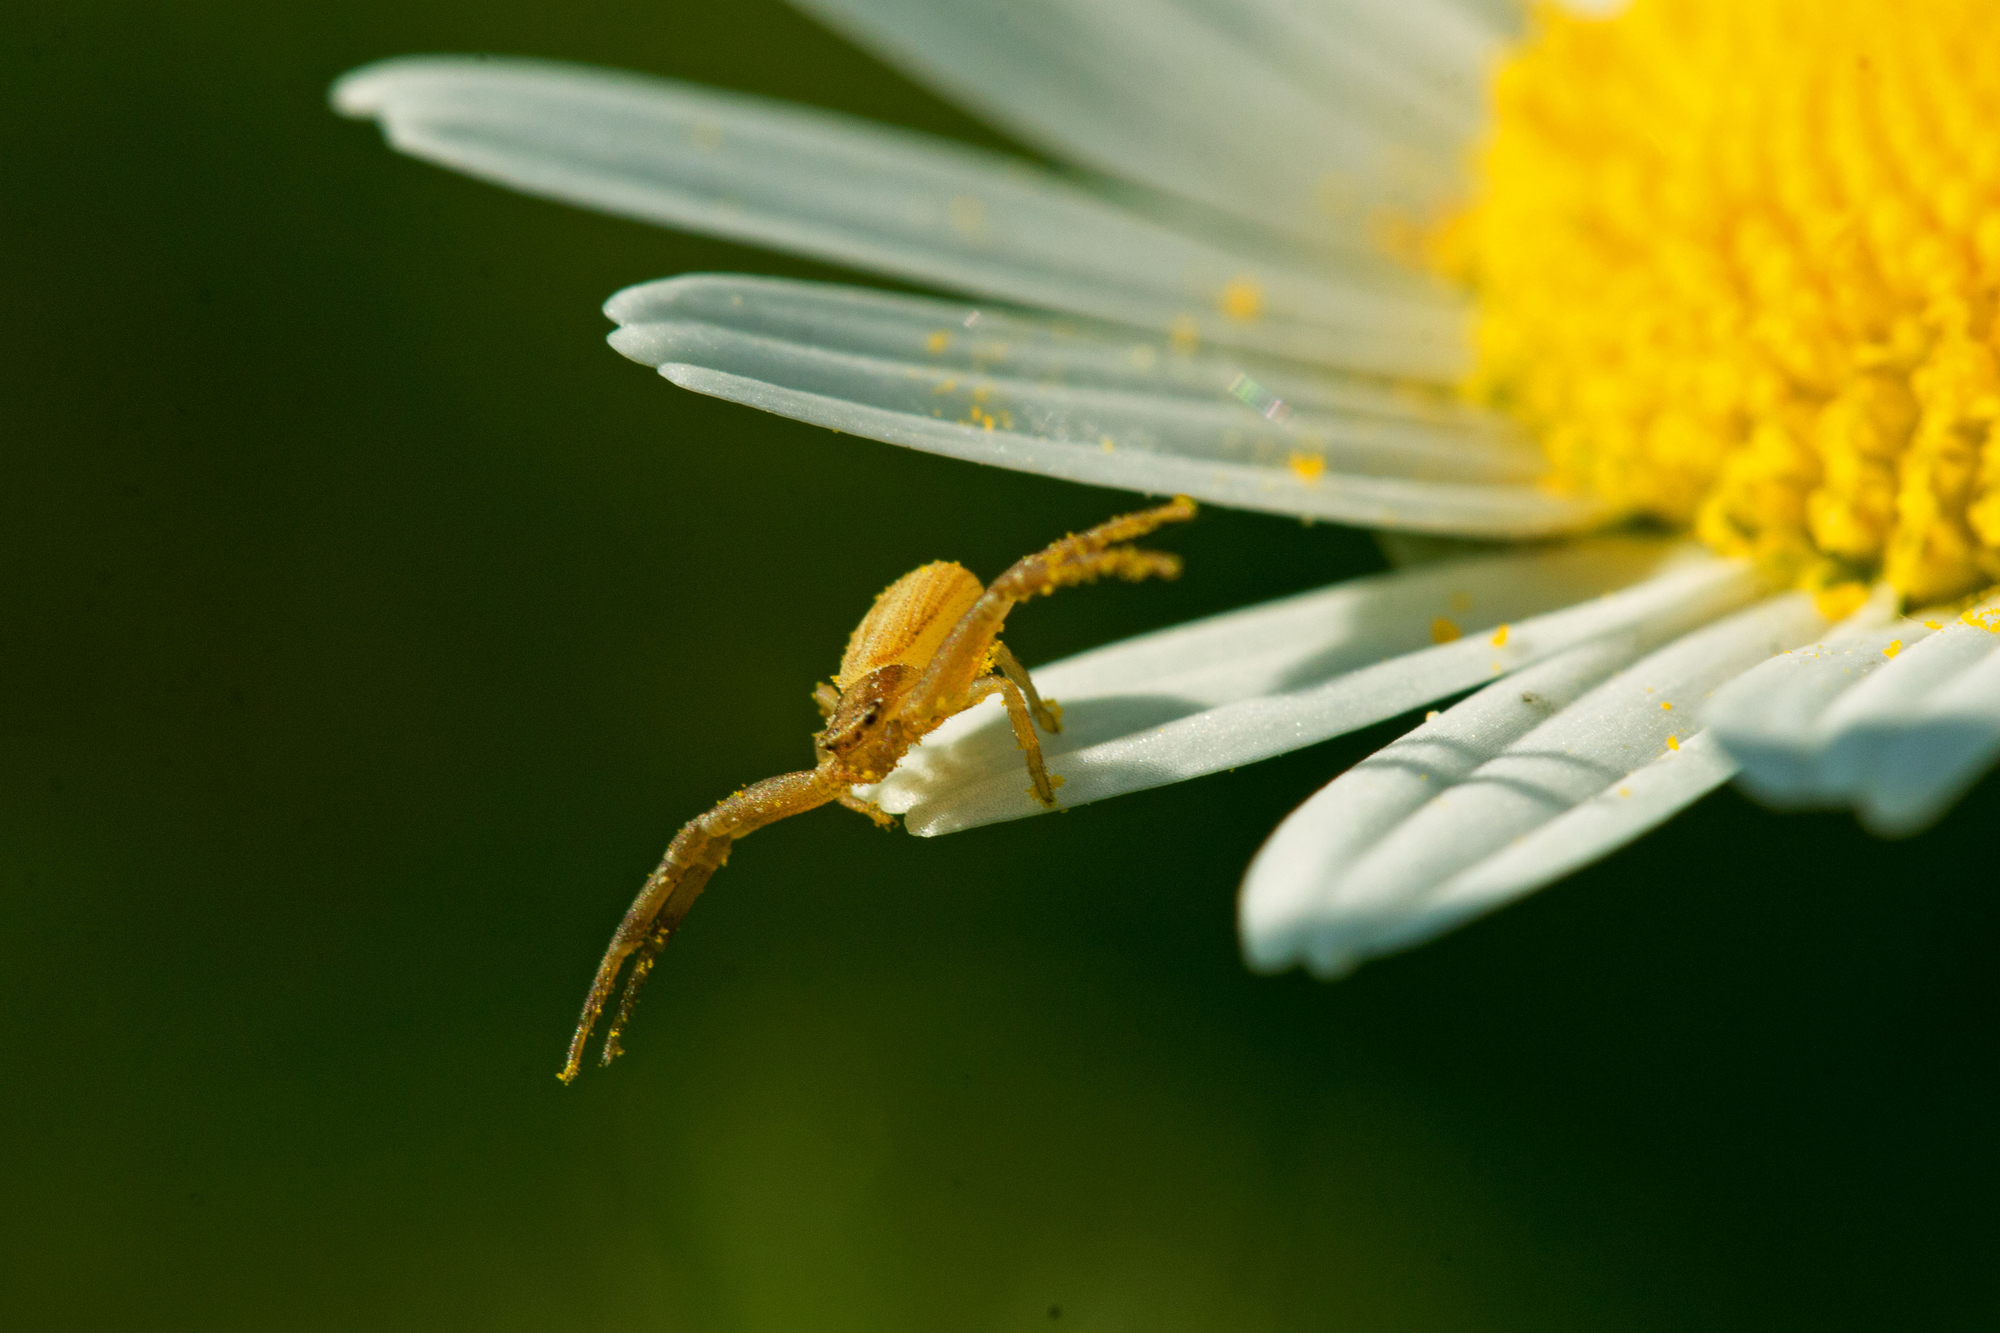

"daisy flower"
[334, 0, 2000, 981]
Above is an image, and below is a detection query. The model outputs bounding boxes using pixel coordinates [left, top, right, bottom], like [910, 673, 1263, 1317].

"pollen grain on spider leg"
[1440, 0, 2000, 610]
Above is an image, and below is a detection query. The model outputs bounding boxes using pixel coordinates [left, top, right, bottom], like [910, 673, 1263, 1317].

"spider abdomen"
[836, 560, 984, 688]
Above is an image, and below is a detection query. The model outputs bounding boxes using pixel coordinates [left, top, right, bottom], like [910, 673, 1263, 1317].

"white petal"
[1796, 598, 2000, 835]
[607, 275, 1588, 530]
[1711, 592, 2000, 833]
[333, 56, 1467, 375]
[791, 0, 1501, 245]
[1241, 612, 1711, 969]
[864, 542, 1762, 834]
[1426, 729, 1733, 932]
[1849, 642, 2000, 835]
[607, 274, 1498, 428]
[1703, 588, 1923, 807]
[1242, 593, 1827, 978]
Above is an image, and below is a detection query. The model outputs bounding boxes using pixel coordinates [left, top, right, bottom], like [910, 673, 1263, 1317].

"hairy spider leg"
[901, 496, 1197, 732]
[560, 764, 847, 1082]
[990, 641, 1061, 733]
[965, 673, 1058, 804]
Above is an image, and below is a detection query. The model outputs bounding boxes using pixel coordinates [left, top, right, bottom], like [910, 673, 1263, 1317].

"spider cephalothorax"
[560, 496, 1196, 1082]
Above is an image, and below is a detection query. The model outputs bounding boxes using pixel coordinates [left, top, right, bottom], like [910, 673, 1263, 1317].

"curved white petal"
[1241, 593, 1827, 978]
[608, 275, 1589, 531]
[1848, 642, 2000, 835]
[864, 542, 1763, 835]
[1242, 609, 1713, 968]
[332, 56, 1467, 375]
[1710, 594, 2000, 836]
[607, 274, 1500, 428]
[791, 0, 1502, 246]
[1702, 590, 1924, 807]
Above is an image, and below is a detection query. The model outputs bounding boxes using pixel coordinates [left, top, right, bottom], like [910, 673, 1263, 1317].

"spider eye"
[860, 704, 881, 726]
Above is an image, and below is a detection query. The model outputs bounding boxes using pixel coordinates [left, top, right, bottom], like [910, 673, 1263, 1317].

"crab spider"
[560, 496, 1198, 1082]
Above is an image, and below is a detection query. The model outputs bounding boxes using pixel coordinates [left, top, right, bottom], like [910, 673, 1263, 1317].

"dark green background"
[5, 2, 1994, 1328]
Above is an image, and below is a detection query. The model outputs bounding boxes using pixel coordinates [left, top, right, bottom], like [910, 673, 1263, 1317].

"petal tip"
[605, 325, 669, 368]
[328, 57, 428, 118]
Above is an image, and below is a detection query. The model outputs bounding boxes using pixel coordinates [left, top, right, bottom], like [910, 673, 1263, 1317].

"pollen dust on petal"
[1288, 451, 1326, 483]
[1440, 0, 2000, 607]
[1430, 617, 1462, 644]
[1218, 275, 1264, 321]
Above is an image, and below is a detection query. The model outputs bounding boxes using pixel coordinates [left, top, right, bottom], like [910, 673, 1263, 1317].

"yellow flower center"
[1441, 0, 2000, 605]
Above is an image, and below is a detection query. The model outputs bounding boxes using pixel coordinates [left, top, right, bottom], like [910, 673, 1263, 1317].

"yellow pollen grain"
[1884, 638, 1904, 657]
[925, 329, 951, 354]
[1661, 700, 1673, 710]
[1441, 0, 2000, 606]
[1430, 617, 1461, 644]
[1168, 315, 1200, 353]
[1219, 275, 1264, 321]
[1491, 623, 1510, 647]
[1925, 618, 1944, 629]
[1666, 734, 1681, 751]
[1288, 451, 1326, 483]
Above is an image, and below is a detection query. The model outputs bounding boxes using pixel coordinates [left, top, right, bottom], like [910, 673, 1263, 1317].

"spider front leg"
[561, 763, 847, 1082]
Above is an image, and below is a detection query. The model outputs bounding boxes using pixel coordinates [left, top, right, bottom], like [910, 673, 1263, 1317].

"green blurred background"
[4, 2, 1995, 1328]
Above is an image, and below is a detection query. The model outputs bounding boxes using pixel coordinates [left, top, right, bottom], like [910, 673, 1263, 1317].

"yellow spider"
[561, 496, 1197, 1082]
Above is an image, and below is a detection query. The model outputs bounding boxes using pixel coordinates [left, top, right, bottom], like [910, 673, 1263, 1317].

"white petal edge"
[1242, 592, 1827, 978]
[791, 0, 1499, 246]
[1702, 587, 1922, 807]
[1711, 592, 2000, 832]
[1242, 601, 1725, 967]
[864, 542, 1763, 835]
[1849, 640, 2000, 834]
[600, 272, 1584, 520]
[332, 56, 1468, 376]
[606, 274, 1512, 436]
[607, 276, 1591, 530]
